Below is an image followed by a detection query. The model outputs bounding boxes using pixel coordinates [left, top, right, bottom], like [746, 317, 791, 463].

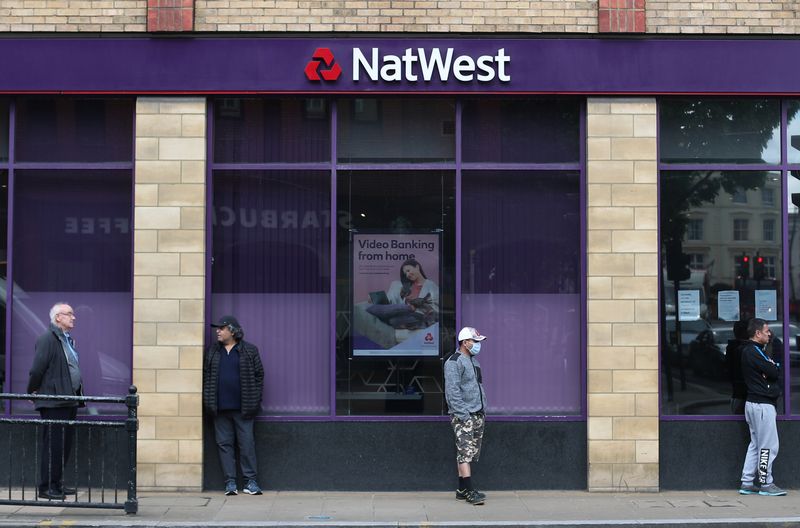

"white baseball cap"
[458, 326, 486, 342]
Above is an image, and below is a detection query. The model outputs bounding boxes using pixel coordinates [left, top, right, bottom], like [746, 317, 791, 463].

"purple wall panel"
[9, 291, 132, 413]
[210, 293, 330, 414]
[3, 38, 800, 94]
[461, 293, 581, 414]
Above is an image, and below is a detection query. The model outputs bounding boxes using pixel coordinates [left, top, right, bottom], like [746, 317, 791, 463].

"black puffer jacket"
[203, 340, 264, 417]
[741, 340, 781, 406]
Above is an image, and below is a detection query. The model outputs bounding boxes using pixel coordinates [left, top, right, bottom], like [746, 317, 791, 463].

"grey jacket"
[444, 350, 486, 421]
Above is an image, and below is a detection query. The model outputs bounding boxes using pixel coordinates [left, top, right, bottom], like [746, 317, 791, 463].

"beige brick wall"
[586, 97, 659, 492]
[0, 0, 147, 31]
[134, 97, 206, 491]
[648, 0, 800, 34]
[194, 0, 598, 32]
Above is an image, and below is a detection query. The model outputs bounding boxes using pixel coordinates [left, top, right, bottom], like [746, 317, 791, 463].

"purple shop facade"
[1, 37, 797, 421]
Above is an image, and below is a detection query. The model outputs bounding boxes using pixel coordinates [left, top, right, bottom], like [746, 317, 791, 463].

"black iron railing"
[0, 386, 138, 514]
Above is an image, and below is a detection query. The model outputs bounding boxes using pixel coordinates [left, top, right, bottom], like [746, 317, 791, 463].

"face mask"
[470, 341, 482, 355]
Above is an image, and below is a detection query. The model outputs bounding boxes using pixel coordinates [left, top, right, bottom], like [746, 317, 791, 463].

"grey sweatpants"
[741, 401, 779, 486]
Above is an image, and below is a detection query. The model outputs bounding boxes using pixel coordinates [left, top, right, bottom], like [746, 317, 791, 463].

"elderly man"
[444, 326, 488, 505]
[27, 302, 83, 501]
[203, 315, 264, 496]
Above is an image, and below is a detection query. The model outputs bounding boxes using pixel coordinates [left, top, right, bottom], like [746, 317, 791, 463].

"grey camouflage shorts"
[451, 413, 485, 464]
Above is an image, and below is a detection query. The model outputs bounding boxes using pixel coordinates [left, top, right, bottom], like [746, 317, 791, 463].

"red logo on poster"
[305, 48, 342, 81]
[425, 333, 434, 343]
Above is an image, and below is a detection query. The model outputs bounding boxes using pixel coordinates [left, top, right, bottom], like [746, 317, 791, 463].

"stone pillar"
[586, 98, 659, 491]
[133, 97, 206, 490]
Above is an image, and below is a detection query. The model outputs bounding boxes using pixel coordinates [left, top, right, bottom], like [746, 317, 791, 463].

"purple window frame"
[0, 97, 136, 418]
[658, 97, 800, 421]
[206, 97, 588, 423]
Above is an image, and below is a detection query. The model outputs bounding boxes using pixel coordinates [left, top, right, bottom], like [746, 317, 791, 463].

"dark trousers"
[214, 410, 258, 482]
[39, 407, 78, 493]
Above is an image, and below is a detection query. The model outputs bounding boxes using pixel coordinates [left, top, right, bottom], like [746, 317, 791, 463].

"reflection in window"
[688, 253, 704, 270]
[788, 168, 800, 414]
[337, 99, 455, 163]
[0, 170, 6, 391]
[733, 219, 749, 241]
[660, 98, 781, 164]
[687, 219, 703, 241]
[660, 170, 782, 415]
[762, 188, 775, 206]
[732, 190, 748, 204]
[764, 218, 776, 241]
[788, 100, 800, 164]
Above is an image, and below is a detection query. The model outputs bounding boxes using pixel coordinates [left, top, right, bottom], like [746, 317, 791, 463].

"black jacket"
[741, 340, 781, 406]
[27, 324, 84, 409]
[203, 339, 264, 417]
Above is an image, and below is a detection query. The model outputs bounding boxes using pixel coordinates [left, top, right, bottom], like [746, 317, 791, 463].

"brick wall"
[193, 0, 597, 32]
[2, 0, 799, 34]
[133, 97, 206, 491]
[586, 97, 659, 492]
[0, 0, 146, 31]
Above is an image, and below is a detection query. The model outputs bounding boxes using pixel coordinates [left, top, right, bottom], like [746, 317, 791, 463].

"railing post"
[124, 385, 138, 515]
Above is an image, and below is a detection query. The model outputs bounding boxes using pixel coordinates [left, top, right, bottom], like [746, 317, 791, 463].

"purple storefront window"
[0, 101, 8, 163]
[462, 99, 580, 163]
[14, 99, 133, 163]
[461, 170, 582, 415]
[214, 99, 331, 164]
[9, 168, 132, 414]
[211, 170, 330, 415]
[788, 100, 800, 165]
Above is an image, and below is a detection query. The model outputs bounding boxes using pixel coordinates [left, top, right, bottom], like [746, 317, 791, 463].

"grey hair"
[49, 302, 69, 325]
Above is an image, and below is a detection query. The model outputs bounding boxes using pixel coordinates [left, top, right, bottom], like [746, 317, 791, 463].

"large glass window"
[660, 98, 781, 164]
[337, 99, 455, 163]
[5, 98, 134, 415]
[462, 171, 581, 414]
[660, 97, 790, 416]
[211, 169, 331, 415]
[212, 97, 584, 418]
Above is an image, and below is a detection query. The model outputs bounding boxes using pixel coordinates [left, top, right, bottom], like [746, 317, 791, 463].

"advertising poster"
[351, 233, 440, 357]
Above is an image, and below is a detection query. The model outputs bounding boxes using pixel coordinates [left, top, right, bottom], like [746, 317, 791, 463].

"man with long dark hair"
[203, 315, 264, 496]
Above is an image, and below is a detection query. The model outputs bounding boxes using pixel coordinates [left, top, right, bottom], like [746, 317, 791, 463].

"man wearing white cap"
[444, 326, 488, 505]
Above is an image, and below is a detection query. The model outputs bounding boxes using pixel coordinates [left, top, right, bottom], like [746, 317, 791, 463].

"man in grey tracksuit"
[739, 317, 786, 496]
[444, 326, 488, 505]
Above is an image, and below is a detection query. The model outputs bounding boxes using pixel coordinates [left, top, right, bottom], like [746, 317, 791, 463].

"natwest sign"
[305, 46, 511, 84]
[352, 47, 511, 83]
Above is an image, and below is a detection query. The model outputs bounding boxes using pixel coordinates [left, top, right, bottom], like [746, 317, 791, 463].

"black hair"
[732, 320, 749, 340]
[746, 317, 768, 339]
[230, 324, 244, 341]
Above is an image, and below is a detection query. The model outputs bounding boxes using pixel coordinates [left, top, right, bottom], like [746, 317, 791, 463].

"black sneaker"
[463, 489, 485, 505]
[456, 488, 486, 501]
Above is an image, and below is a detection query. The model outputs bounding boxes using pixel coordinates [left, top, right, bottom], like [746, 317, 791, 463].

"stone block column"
[133, 97, 206, 490]
[586, 98, 659, 491]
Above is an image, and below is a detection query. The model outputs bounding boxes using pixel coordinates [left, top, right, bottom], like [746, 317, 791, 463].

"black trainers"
[456, 488, 486, 501]
[462, 489, 485, 505]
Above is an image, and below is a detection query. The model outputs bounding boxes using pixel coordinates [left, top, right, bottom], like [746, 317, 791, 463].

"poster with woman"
[351, 233, 440, 356]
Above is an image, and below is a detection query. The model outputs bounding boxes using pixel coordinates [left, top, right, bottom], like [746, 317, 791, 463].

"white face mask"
[470, 341, 482, 355]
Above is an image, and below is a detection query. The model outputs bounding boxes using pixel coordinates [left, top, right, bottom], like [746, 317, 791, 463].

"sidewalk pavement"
[1, 490, 800, 528]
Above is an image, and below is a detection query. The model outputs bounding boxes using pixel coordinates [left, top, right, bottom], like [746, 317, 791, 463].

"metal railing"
[0, 385, 138, 514]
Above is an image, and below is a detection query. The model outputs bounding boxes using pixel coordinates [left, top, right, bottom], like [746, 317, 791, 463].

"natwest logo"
[353, 47, 511, 83]
[305, 47, 342, 81]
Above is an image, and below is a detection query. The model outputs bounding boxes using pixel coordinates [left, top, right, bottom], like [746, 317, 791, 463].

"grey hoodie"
[444, 350, 487, 421]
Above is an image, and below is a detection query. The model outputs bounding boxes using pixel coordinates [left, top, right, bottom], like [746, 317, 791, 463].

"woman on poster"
[369, 259, 439, 330]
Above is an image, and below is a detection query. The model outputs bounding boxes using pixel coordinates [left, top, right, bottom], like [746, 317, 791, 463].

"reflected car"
[664, 317, 713, 365]
[688, 323, 736, 378]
